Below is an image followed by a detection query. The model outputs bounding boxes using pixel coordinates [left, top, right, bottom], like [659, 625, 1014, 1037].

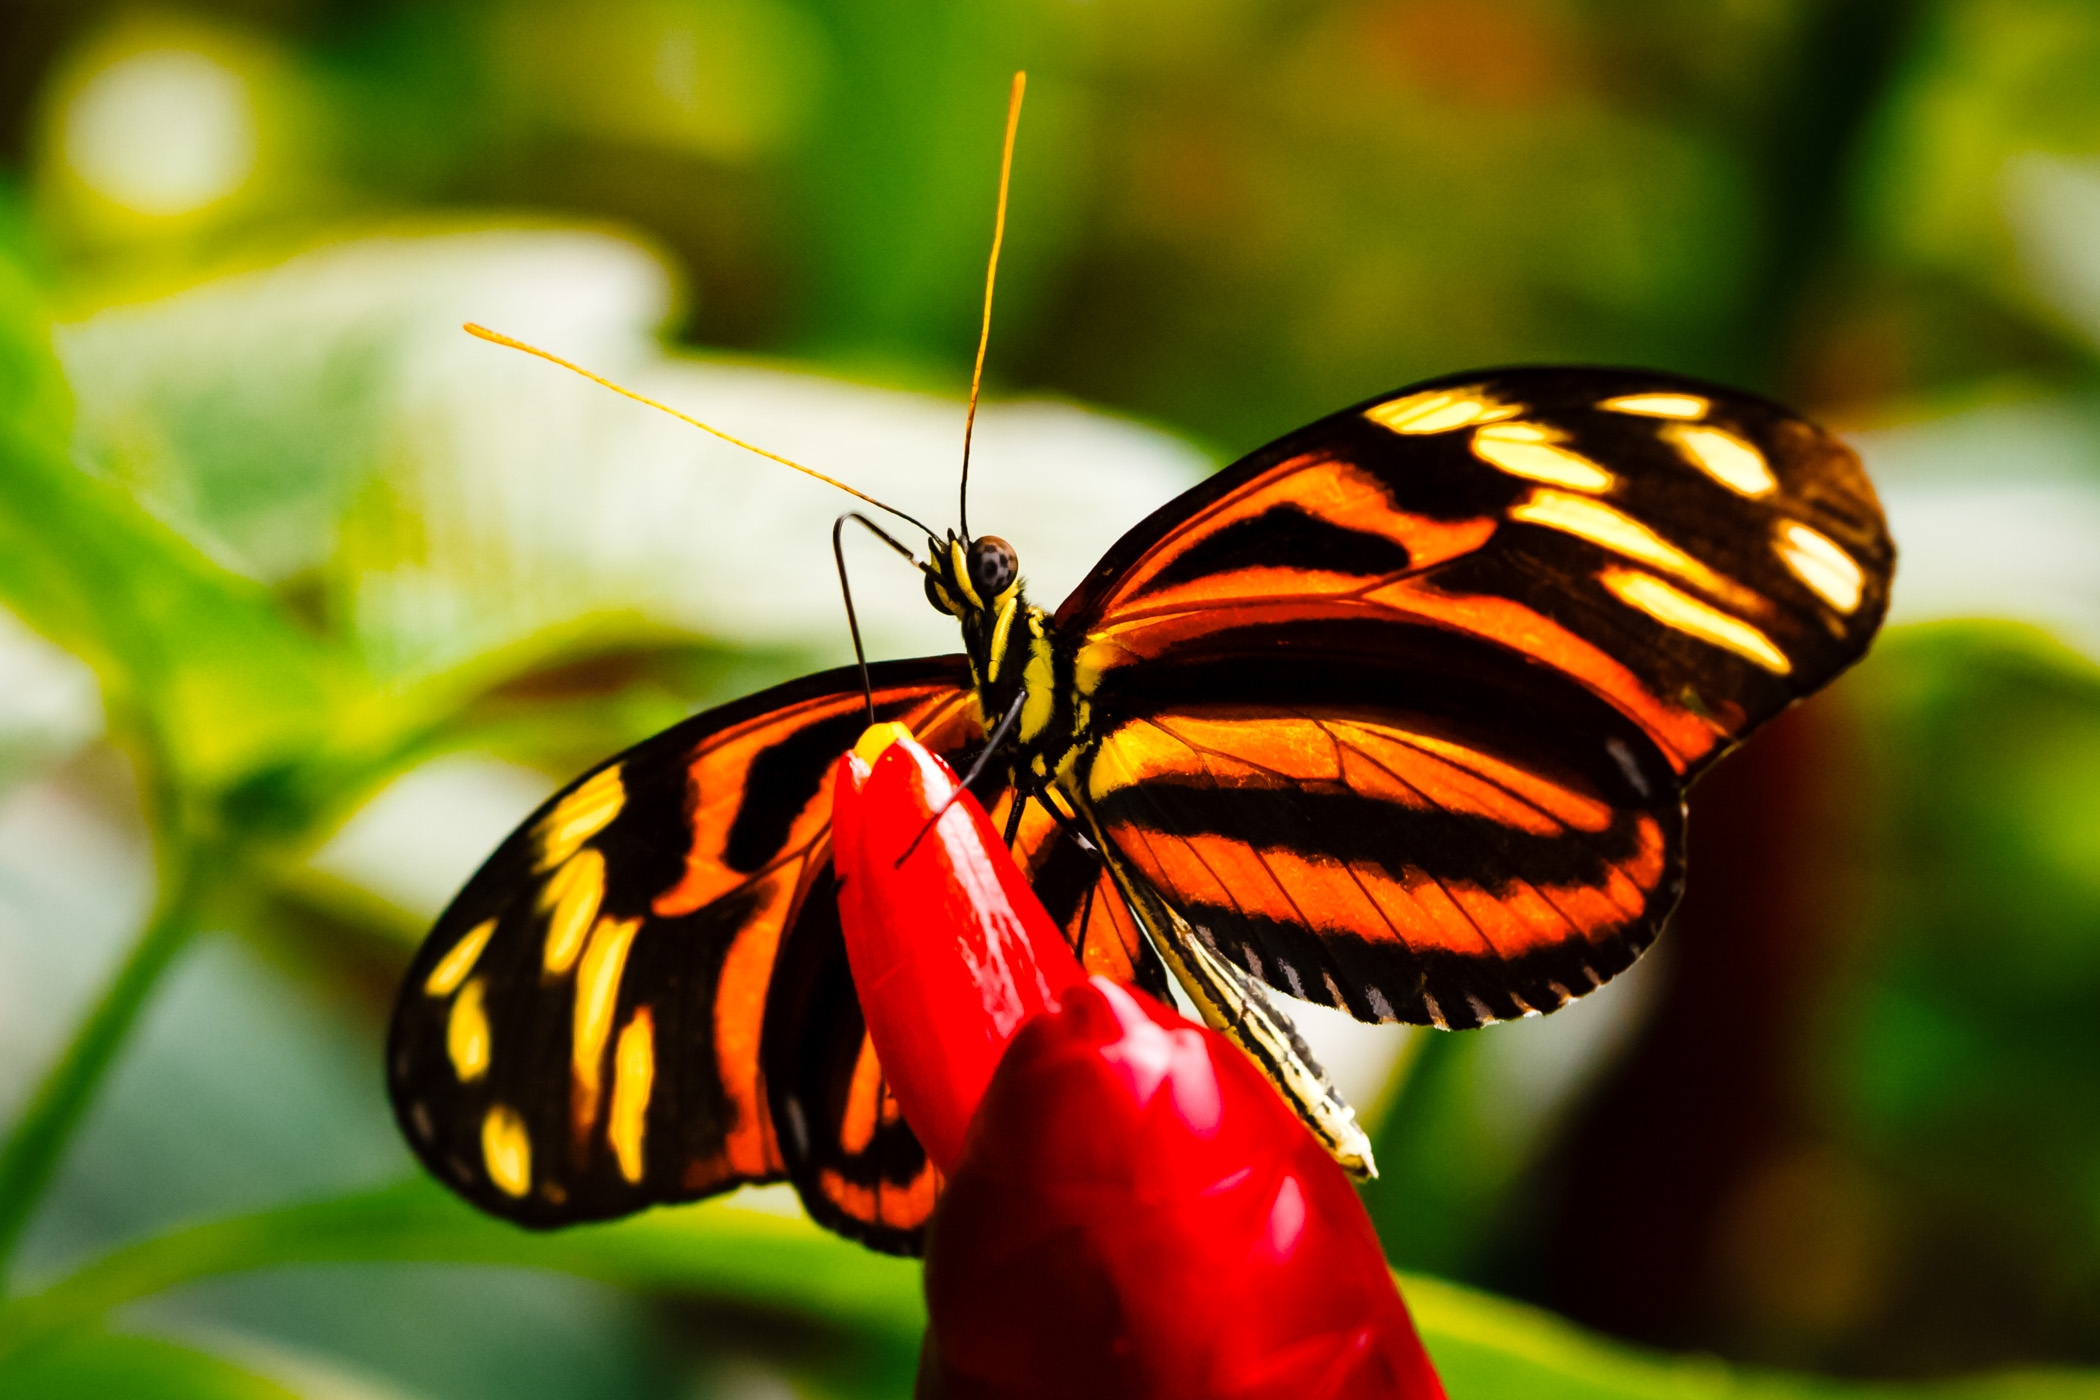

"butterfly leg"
[899, 688, 1031, 865]
[1086, 837, 1377, 1179]
[1001, 788, 1029, 851]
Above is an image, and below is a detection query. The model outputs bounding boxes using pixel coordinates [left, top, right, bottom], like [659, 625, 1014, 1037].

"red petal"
[831, 736, 1086, 1171]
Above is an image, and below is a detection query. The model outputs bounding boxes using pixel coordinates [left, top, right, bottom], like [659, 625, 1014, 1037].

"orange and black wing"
[389, 655, 1165, 1252]
[388, 659, 980, 1239]
[1057, 367, 1891, 1028]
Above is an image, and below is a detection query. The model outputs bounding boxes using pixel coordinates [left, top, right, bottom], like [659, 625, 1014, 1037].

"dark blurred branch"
[1731, 0, 1932, 393]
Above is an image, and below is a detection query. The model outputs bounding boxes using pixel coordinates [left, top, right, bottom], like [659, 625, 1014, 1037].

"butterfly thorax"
[923, 532, 1094, 794]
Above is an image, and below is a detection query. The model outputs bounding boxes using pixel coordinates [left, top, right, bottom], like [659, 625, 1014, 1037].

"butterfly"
[388, 364, 1892, 1256]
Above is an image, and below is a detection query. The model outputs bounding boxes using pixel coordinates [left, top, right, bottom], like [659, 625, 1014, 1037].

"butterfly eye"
[970, 536, 1019, 596]
[925, 572, 957, 616]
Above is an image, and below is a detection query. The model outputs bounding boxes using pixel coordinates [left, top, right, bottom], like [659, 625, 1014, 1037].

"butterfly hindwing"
[388, 658, 977, 1229]
[1057, 367, 1890, 1027]
[761, 861, 943, 1255]
[1079, 697, 1683, 1030]
[998, 790, 1172, 1001]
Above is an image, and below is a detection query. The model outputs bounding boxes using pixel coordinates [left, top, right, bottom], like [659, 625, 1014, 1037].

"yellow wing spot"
[1364, 386, 1522, 435]
[853, 721, 916, 768]
[608, 1007, 656, 1184]
[1662, 423, 1775, 496]
[572, 915, 643, 1133]
[1775, 520, 1865, 614]
[1511, 490, 1759, 613]
[540, 847, 606, 976]
[424, 918, 495, 996]
[1599, 392, 1708, 419]
[447, 977, 492, 1082]
[1472, 422, 1615, 492]
[482, 1104, 532, 1197]
[537, 766, 625, 870]
[1601, 567, 1792, 674]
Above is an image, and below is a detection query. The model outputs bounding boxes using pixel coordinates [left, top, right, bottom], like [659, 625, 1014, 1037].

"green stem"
[0, 856, 203, 1292]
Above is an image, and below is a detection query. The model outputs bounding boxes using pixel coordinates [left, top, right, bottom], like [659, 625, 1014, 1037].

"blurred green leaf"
[0, 252, 354, 801]
[13, 1177, 2100, 1400]
[0, 1177, 924, 1362]
[1408, 1274, 2100, 1400]
[0, 1329, 303, 1400]
[1363, 1031, 1513, 1278]
[0, 237, 71, 457]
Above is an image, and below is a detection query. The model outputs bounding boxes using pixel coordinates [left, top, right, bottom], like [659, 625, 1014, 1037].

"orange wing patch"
[1077, 707, 1683, 1028]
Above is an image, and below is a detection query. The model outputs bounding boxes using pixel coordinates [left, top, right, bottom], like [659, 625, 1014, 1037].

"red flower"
[832, 728, 1445, 1400]
[830, 722, 1088, 1173]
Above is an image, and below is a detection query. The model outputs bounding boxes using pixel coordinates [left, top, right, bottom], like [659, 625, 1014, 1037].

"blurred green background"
[2, 1, 2100, 1397]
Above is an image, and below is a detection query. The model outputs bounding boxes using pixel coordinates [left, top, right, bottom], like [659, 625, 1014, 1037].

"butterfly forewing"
[389, 659, 977, 1229]
[1058, 367, 1890, 1027]
[1062, 367, 1891, 779]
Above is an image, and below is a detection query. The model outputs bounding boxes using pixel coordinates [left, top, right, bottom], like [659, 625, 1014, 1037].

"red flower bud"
[831, 724, 1088, 1172]
[920, 976, 1445, 1400]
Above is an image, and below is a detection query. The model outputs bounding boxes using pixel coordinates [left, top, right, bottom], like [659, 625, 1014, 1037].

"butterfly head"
[922, 531, 1021, 620]
[923, 531, 1033, 693]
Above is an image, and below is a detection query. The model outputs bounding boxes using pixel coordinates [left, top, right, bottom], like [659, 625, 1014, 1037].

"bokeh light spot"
[62, 47, 257, 216]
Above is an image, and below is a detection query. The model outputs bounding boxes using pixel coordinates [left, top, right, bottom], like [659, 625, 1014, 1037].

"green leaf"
[0, 416, 354, 798]
[14, 1179, 2100, 1400]
[0, 261, 354, 799]
[0, 1329, 303, 1400]
[1405, 1273, 2100, 1400]
[0, 1177, 924, 1362]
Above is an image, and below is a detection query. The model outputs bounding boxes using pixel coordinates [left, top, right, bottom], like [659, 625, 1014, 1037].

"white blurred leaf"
[57, 228, 1212, 681]
[1853, 396, 2100, 660]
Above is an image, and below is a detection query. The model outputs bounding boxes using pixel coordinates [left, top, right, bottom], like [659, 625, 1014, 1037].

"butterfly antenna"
[465, 323, 938, 540]
[958, 69, 1026, 543]
[833, 511, 919, 725]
